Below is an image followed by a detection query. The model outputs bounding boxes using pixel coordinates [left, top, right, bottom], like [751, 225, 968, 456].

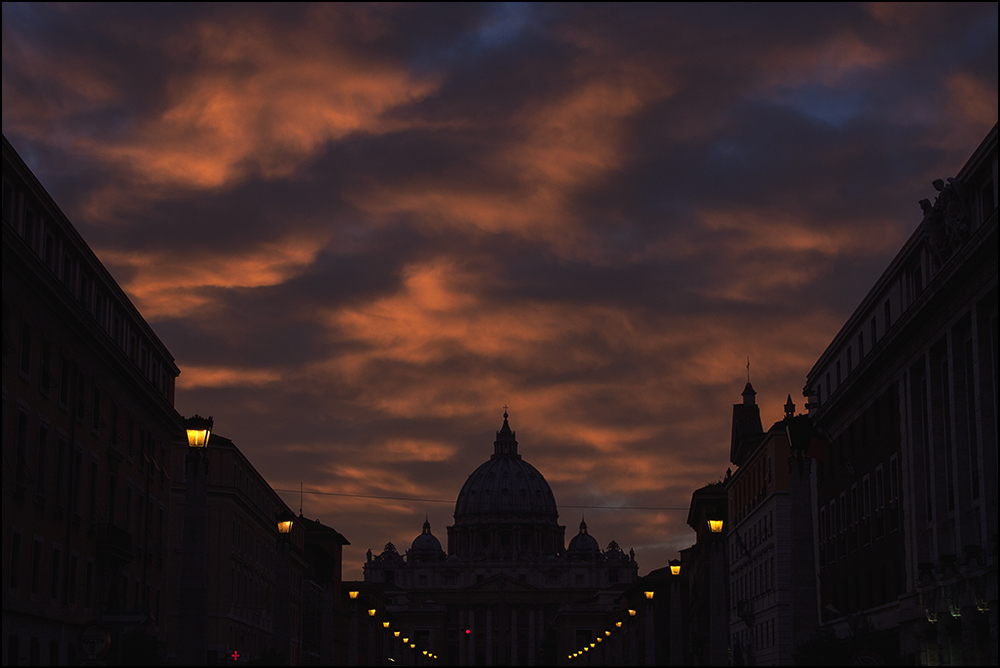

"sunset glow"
[2, 2, 995, 579]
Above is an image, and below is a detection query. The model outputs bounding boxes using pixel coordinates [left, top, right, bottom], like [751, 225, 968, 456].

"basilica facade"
[362, 413, 638, 665]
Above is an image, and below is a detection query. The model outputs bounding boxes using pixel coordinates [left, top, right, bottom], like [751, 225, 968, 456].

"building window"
[85, 561, 93, 608]
[31, 539, 43, 595]
[36, 423, 48, 502]
[91, 386, 101, 433]
[55, 438, 68, 513]
[15, 409, 29, 493]
[68, 555, 78, 605]
[59, 357, 71, 407]
[41, 340, 52, 394]
[9, 531, 22, 590]
[19, 321, 31, 378]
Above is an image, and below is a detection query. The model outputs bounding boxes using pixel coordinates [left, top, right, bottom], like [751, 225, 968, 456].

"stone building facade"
[803, 123, 998, 665]
[3, 133, 182, 665]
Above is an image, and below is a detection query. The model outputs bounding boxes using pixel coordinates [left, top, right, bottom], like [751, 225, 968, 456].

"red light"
[231, 650, 240, 661]
[465, 629, 471, 635]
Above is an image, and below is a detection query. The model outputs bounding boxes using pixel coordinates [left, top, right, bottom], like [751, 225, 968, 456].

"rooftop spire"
[493, 408, 519, 458]
[742, 381, 757, 406]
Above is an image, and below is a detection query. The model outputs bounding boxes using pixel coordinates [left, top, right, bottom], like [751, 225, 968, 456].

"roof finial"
[503, 404, 508, 420]
[747, 357, 751, 383]
[299, 481, 303, 516]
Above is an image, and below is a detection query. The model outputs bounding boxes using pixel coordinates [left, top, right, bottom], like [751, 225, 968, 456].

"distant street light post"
[275, 510, 295, 664]
[179, 414, 212, 666]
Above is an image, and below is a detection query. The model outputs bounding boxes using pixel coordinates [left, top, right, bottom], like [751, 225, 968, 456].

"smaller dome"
[567, 518, 600, 556]
[410, 519, 443, 556]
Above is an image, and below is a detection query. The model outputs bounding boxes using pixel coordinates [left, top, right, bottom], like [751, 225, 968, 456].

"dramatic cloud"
[3, 2, 996, 577]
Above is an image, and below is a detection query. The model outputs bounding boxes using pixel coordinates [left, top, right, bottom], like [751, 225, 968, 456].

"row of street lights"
[346, 589, 440, 663]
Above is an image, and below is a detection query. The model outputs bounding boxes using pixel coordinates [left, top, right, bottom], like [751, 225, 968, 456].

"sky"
[3, 2, 997, 580]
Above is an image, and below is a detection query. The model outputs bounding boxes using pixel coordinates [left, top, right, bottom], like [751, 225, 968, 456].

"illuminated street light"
[184, 414, 213, 448]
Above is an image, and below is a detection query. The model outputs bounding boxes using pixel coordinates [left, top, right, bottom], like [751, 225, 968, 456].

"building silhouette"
[802, 123, 997, 664]
[166, 433, 314, 664]
[361, 412, 639, 665]
[3, 134, 182, 664]
[726, 387, 818, 665]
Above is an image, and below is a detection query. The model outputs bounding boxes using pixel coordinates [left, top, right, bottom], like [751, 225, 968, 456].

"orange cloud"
[177, 365, 283, 389]
[946, 73, 999, 130]
[98, 21, 435, 188]
[96, 233, 327, 318]
[348, 60, 673, 256]
[758, 30, 894, 88]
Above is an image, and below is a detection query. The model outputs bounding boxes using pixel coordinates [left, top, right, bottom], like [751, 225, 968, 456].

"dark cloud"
[3, 2, 995, 577]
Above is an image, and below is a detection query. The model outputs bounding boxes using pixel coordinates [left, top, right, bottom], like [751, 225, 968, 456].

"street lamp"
[275, 509, 295, 664]
[708, 518, 724, 533]
[670, 559, 682, 576]
[644, 590, 655, 600]
[184, 414, 213, 448]
[179, 414, 213, 665]
[277, 511, 295, 535]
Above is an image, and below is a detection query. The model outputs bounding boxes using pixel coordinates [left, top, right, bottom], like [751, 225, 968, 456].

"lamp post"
[275, 510, 294, 665]
[179, 414, 212, 666]
[669, 557, 684, 665]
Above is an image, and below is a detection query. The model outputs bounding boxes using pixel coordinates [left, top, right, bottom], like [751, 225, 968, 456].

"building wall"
[3, 134, 182, 666]
[165, 434, 308, 665]
[804, 123, 998, 665]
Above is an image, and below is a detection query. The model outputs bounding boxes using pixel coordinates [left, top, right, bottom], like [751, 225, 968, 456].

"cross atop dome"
[493, 408, 520, 458]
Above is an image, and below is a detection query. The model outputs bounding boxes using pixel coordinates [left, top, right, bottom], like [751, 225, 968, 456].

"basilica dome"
[453, 412, 558, 521]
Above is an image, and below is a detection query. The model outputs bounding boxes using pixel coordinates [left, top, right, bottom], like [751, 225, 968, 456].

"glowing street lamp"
[349, 590, 359, 599]
[368, 609, 377, 617]
[645, 590, 655, 600]
[184, 414, 213, 448]
[383, 621, 391, 629]
[670, 558, 682, 576]
[178, 414, 213, 665]
[708, 518, 724, 533]
[276, 510, 294, 535]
